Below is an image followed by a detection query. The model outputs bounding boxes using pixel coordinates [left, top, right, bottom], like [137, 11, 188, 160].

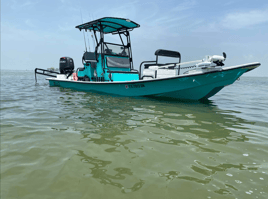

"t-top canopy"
[75, 17, 140, 34]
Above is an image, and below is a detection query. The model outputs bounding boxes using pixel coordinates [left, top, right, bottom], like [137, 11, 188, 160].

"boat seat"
[83, 52, 97, 63]
[106, 56, 130, 68]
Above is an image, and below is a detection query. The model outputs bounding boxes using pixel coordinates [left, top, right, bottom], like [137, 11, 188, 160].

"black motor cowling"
[59, 57, 74, 74]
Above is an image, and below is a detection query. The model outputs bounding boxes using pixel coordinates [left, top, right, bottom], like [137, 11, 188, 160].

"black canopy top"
[75, 17, 140, 34]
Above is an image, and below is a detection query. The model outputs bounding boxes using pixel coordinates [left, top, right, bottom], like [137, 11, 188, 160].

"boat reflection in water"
[52, 89, 266, 197]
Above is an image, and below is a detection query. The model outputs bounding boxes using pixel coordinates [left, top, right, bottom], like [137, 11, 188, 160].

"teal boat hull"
[47, 63, 260, 100]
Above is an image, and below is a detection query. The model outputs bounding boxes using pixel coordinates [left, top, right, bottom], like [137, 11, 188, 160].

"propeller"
[223, 52, 227, 60]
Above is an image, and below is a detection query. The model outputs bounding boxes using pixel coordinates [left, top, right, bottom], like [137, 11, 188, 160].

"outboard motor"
[59, 57, 74, 74]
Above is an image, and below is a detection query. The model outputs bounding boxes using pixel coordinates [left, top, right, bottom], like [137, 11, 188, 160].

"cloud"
[243, 54, 254, 61]
[25, 19, 35, 28]
[193, 7, 268, 32]
[21, 0, 36, 7]
[193, 22, 221, 33]
[1, 22, 39, 41]
[172, 0, 197, 12]
[223, 1, 237, 6]
[222, 9, 268, 29]
[58, 23, 74, 31]
[183, 19, 205, 31]
[155, 15, 190, 24]
[92, 0, 139, 19]
[10, 0, 39, 10]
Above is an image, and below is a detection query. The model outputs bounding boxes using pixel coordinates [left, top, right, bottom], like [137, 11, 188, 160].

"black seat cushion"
[83, 52, 96, 63]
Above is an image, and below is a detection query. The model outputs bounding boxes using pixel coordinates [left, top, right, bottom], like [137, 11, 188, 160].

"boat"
[34, 17, 261, 100]
[47, 67, 59, 72]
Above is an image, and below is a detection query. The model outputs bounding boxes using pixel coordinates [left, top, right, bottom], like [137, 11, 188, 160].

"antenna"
[80, 9, 87, 52]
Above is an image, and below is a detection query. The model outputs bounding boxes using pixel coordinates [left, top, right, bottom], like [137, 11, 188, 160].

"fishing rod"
[80, 9, 88, 52]
[91, 34, 96, 49]
[87, 32, 91, 51]
[89, 13, 96, 49]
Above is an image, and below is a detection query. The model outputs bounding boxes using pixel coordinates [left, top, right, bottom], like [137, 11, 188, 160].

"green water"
[1, 71, 268, 199]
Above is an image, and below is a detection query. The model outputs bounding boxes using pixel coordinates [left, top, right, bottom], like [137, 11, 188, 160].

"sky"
[1, 0, 268, 76]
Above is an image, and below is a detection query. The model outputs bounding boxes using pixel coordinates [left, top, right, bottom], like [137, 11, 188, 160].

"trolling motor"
[195, 52, 227, 69]
[207, 52, 227, 66]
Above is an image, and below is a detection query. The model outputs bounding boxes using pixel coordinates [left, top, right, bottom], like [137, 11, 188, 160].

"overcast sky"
[1, 0, 268, 76]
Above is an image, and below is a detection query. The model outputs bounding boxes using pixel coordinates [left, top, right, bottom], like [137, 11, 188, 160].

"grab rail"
[140, 60, 202, 77]
[139, 61, 157, 79]
[34, 68, 60, 83]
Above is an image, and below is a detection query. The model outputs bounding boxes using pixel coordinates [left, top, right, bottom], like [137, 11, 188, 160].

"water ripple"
[1, 71, 268, 198]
